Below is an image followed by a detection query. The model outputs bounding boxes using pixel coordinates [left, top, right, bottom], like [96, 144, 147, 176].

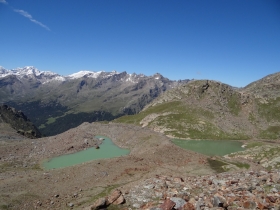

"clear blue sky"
[0, 0, 279, 87]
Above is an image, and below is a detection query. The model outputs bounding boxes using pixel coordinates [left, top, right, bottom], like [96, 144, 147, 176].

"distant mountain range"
[0, 66, 189, 136]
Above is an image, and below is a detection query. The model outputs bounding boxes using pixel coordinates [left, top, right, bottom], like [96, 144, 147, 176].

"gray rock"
[132, 203, 141, 208]
[68, 203, 74, 207]
[170, 197, 187, 209]
[270, 188, 278, 193]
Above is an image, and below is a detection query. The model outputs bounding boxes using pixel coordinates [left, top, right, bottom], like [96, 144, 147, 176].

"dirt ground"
[0, 122, 217, 209]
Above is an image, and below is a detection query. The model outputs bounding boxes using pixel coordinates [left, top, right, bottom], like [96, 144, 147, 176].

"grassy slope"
[115, 79, 280, 140]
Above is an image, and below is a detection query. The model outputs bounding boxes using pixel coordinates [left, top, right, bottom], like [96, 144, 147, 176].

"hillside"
[0, 105, 42, 139]
[115, 75, 280, 140]
[0, 66, 188, 136]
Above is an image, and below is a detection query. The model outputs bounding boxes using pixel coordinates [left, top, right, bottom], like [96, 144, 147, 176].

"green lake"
[172, 139, 245, 156]
[43, 135, 130, 169]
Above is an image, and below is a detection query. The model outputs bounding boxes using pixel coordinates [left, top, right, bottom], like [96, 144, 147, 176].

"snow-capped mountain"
[0, 66, 170, 85]
[67, 70, 104, 79]
[0, 65, 189, 136]
[0, 66, 144, 84]
[0, 66, 65, 83]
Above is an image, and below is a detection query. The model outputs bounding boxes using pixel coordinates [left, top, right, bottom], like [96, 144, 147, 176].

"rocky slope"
[0, 122, 212, 209]
[0, 113, 279, 209]
[0, 105, 42, 138]
[109, 169, 280, 210]
[115, 73, 280, 140]
[0, 66, 188, 136]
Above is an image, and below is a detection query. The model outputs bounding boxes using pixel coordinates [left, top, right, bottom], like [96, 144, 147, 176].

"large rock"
[170, 197, 186, 209]
[183, 202, 195, 210]
[160, 198, 176, 210]
[112, 194, 125, 205]
[107, 189, 122, 204]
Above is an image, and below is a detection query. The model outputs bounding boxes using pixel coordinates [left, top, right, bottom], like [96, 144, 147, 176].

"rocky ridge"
[0, 104, 42, 138]
[115, 76, 280, 140]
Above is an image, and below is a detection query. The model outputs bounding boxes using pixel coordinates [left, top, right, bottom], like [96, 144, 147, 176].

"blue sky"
[0, 0, 279, 87]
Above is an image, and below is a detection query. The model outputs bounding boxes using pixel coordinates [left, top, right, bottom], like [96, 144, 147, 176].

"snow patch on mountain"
[0, 66, 66, 83]
[0, 66, 169, 86]
[67, 71, 103, 79]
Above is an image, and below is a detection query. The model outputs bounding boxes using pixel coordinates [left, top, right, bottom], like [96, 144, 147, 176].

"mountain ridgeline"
[0, 66, 188, 136]
[115, 73, 280, 140]
[1, 66, 280, 139]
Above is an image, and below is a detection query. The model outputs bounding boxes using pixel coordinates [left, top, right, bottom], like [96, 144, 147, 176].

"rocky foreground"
[88, 169, 280, 210]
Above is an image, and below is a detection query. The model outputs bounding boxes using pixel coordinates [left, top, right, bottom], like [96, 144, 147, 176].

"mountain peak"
[67, 70, 103, 79]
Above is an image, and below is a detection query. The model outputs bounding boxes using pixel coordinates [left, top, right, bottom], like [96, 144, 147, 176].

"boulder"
[160, 198, 176, 210]
[182, 202, 195, 210]
[112, 194, 125, 205]
[107, 189, 122, 204]
[243, 200, 256, 209]
[170, 197, 186, 209]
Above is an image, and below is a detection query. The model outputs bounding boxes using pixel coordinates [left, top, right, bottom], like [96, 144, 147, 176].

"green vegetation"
[248, 112, 256, 124]
[259, 126, 280, 139]
[0, 162, 15, 173]
[46, 117, 56, 124]
[207, 158, 228, 173]
[115, 100, 249, 140]
[258, 97, 280, 122]
[31, 164, 42, 170]
[228, 94, 241, 115]
[245, 142, 263, 149]
[229, 161, 250, 169]
[0, 204, 9, 210]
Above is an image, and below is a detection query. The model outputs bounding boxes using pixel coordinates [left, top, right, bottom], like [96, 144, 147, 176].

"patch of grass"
[0, 204, 9, 210]
[115, 100, 249, 140]
[46, 117, 56, 124]
[230, 161, 250, 169]
[0, 162, 14, 173]
[228, 93, 241, 116]
[264, 185, 273, 193]
[260, 126, 280, 139]
[38, 124, 46, 129]
[245, 142, 263, 149]
[207, 158, 228, 173]
[258, 97, 280, 122]
[31, 164, 42, 171]
[248, 112, 256, 124]
[79, 185, 120, 207]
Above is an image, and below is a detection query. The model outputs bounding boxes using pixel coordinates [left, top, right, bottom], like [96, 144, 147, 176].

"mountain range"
[115, 72, 280, 140]
[0, 66, 188, 136]
[1, 65, 280, 140]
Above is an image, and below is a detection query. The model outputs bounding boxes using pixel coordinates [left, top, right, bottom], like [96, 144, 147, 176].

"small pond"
[172, 139, 245, 156]
[43, 135, 130, 169]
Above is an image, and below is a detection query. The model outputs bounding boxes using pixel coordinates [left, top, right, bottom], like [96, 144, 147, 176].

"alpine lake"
[43, 136, 244, 169]
[43, 135, 130, 169]
[172, 139, 245, 156]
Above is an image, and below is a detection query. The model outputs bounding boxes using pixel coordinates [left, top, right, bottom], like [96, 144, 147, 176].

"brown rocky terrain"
[0, 121, 279, 210]
[113, 169, 280, 210]
[0, 122, 213, 209]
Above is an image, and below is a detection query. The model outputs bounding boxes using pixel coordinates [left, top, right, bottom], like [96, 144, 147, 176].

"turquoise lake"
[172, 139, 245, 156]
[43, 135, 130, 169]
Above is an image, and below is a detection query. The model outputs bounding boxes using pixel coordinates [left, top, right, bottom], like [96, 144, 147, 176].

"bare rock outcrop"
[0, 104, 42, 138]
